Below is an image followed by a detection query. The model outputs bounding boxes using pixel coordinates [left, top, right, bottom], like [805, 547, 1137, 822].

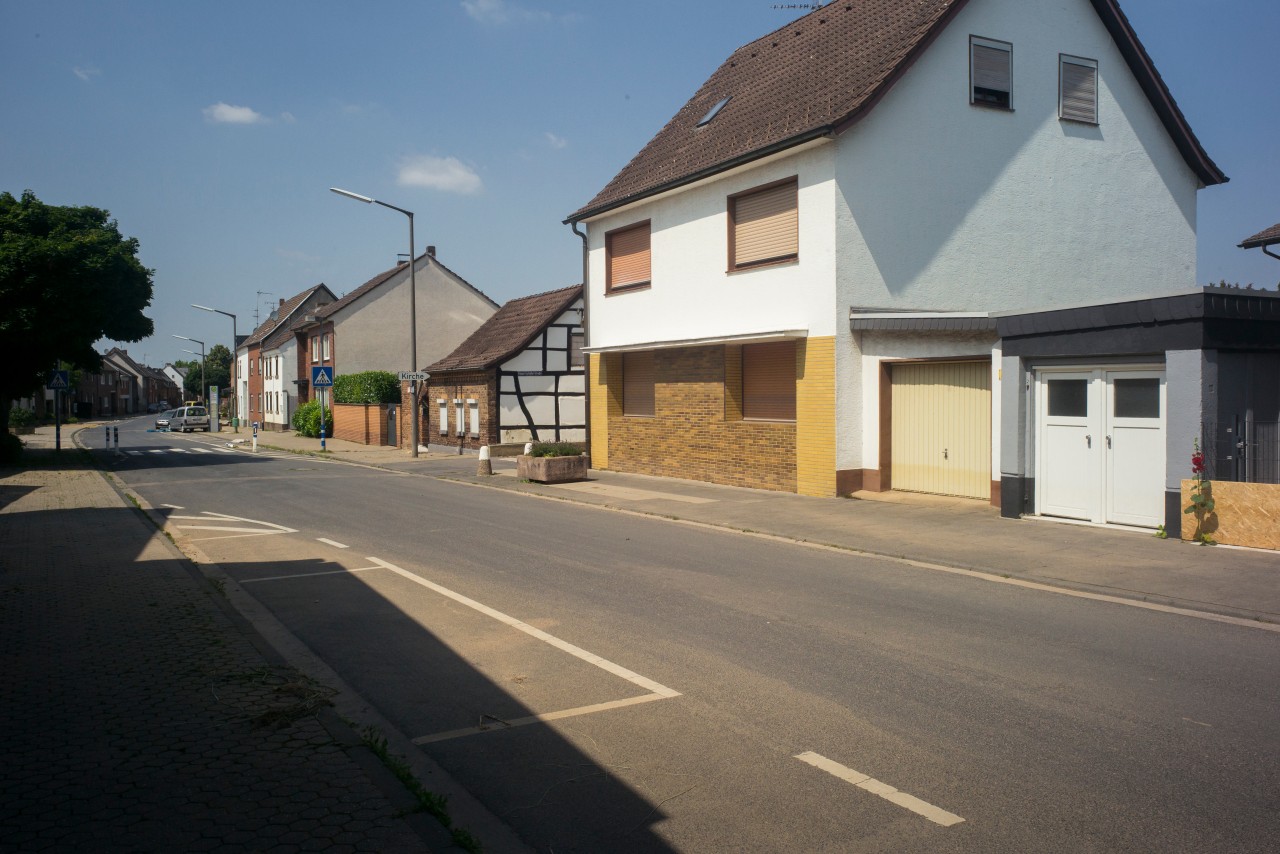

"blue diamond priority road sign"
[311, 366, 334, 387]
[46, 370, 70, 390]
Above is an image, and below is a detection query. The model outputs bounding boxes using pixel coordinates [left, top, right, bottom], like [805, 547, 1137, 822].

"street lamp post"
[193, 304, 238, 432]
[330, 187, 419, 458]
[173, 335, 206, 406]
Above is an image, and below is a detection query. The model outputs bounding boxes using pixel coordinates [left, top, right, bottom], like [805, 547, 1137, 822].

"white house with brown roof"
[237, 285, 336, 430]
[568, 0, 1230, 533]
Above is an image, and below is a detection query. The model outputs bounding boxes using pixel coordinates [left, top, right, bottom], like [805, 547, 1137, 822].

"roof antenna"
[254, 290, 274, 327]
[771, 2, 825, 10]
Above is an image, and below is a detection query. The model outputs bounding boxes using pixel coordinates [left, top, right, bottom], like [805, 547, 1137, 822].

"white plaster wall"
[834, 0, 1204, 472]
[263, 341, 295, 428]
[504, 350, 545, 373]
[585, 144, 837, 349]
[333, 256, 496, 374]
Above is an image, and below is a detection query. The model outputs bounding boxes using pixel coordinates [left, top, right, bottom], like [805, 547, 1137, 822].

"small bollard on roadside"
[524, 442, 533, 455]
[477, 445, 492, 476]
[105, 425, 110, 447]
[113, 426, 121, 455]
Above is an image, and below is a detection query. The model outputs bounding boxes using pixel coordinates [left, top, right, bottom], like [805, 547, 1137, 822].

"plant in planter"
[517, 441, 588, 483]
[8, 405, 35, 435]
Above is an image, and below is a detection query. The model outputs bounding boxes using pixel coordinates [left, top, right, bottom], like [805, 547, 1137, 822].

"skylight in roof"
[697, 96, 732, 127]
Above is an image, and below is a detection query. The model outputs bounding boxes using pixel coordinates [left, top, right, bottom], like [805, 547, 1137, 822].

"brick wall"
[418, 371, 497, 451]
[600, 345, 799, 492]
[795, 336, 836, 497]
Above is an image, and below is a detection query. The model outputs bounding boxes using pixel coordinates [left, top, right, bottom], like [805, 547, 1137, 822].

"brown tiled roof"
[318, 251, 498, 320]
[1239, 223, 1280, 249]
[569, 0, 1224, 221]
[244, 284, 333, 348]
[425, 285, 582, 374]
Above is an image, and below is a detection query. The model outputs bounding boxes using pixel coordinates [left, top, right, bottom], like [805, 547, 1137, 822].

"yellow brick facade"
[795, 336, 836, 496]
[589, 340, 836, 494]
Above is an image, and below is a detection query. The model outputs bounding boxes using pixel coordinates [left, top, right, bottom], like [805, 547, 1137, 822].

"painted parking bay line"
[795, 751, 964, 827]
[359, 557, 681, 743]
[170, 510, 298, 540]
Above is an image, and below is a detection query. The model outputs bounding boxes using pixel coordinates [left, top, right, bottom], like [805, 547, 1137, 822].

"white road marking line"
[366, 556, 680, 700]
[795, 752, 964, 827]
[169, 511, 298, 537]
[242, 566, 381, 584]
[168, 448, 189, 453]
[127, 451, 142, 456]
[160, 504, 184, 509]
[414, 693, 668, 744]
[192, 448, 212, 453]
[149, 449, 166, 454]
[317, 538, 349, 549]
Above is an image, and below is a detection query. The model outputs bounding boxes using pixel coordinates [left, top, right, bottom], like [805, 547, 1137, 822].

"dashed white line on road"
[160, 503, 184, 509]
[317, 538, 349, 549]
[794, 751, 964, 827]
[414, 694, 670, 744]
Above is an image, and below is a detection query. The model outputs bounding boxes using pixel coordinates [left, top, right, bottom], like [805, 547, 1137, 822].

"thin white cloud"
[544, 131, 568, 150]
[276, 248, 321, 263]
[203, 102, 267, 124]
[397, 155, 483, 195]
[73, 65, 101, 82]
[462, 0, 551, 25]
[280, 111, 296, 123]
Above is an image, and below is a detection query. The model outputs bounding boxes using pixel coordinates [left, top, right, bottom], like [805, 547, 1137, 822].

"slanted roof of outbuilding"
[1239, 223, 1280, 249]
[425, 285, 582, 374]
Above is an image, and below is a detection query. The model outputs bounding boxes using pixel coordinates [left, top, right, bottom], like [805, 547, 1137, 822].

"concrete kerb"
[68, 427, 531, 854]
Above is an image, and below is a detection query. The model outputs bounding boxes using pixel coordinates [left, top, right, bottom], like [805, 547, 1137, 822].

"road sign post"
[46, 371, 69, 451]
[311, 366, 335, 452]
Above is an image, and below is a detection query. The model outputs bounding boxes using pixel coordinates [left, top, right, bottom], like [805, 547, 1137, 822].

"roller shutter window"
[971, 36, 1012, 109]
[622, 351, 655, 417]
[606, 222, 651, 292]
[742, 341, 796, 421]
[1060, 55, 1098, 124]
[730, 180, 798, 270]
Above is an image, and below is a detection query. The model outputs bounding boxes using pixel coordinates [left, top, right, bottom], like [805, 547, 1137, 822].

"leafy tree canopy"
[177, 345, 232, 400]
[0, 190, 154, 423]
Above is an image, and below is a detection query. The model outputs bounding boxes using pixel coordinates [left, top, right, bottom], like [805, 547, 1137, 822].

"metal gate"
[889, 360, 991, 499]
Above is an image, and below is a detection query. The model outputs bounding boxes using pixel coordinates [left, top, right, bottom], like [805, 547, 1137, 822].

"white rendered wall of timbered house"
[497, 299, 585, 443]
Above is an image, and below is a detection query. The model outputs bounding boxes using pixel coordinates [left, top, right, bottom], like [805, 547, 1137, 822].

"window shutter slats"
[623, 351, 655, 417]
[972, 44, 1010, 92]
[608, 224, 651, 290]
[742, 341, 795, 421]
[1060, 58, 1097, 123]
[732, 182, 798, 267]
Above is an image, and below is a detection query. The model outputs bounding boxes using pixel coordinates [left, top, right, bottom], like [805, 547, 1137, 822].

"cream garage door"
[890, 361, 992, 499]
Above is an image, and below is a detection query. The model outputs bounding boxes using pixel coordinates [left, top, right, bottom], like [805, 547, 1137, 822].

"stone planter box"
[1180, 478, 1280, 550]
[517, 453, 589, 484]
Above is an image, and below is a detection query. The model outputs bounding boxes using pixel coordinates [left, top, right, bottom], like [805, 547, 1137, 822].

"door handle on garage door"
[1086, 434, 1091, 448]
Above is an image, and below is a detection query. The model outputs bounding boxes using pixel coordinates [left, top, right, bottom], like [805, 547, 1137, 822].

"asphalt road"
[99, 417, 1280, 853]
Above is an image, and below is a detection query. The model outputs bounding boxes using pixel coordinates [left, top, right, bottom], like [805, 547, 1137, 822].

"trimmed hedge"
[291, 399, 334, 438]
[333, 371, 401, 405]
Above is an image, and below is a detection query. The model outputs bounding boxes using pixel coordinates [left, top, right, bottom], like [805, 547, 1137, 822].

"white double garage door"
[1036, 367, 1165, 528]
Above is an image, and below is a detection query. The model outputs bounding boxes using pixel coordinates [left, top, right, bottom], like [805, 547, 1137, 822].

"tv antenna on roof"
[771, 2, 826, 9]
[253, 291, 274, 328]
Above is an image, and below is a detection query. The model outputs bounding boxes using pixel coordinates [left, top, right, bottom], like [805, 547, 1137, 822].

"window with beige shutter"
[606, 222, 651, 293]
[1059, 55, 1098, 124]
[729, 180, 798, 270]
[742, 341, 795, 421]
[622, 350, 655, 417]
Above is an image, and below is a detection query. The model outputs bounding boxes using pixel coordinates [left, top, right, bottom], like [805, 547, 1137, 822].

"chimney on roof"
[279, 298, 285, 307]
[427, 245, 436, 258]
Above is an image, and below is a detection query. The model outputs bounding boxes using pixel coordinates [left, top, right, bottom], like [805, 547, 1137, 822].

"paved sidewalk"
[0, 443, 459, 852]
[251, 427, 1280, 625]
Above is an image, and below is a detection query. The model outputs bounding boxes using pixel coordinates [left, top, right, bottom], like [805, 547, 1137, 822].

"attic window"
[1059, 55, 1098, 124]
[970, 36, 1012, 109]
[697, 96, 731, 127]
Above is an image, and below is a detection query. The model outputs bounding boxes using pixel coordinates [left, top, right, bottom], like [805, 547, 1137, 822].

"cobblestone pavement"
[0, 453, 442, 852]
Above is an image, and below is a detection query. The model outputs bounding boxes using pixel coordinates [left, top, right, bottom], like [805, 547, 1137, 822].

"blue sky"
[3, 0, 1277, 369]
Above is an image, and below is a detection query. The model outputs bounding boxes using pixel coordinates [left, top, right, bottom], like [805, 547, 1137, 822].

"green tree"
[0, 190, 154, 431]
[180, 345, 232, 401]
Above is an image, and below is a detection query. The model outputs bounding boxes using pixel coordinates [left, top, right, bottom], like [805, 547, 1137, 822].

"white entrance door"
[1036, 368, 1166, 527]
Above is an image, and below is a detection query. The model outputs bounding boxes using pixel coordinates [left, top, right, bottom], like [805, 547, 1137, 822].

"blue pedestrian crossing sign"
[46, 370, 70, 390]
[311, 366, 334, 387]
